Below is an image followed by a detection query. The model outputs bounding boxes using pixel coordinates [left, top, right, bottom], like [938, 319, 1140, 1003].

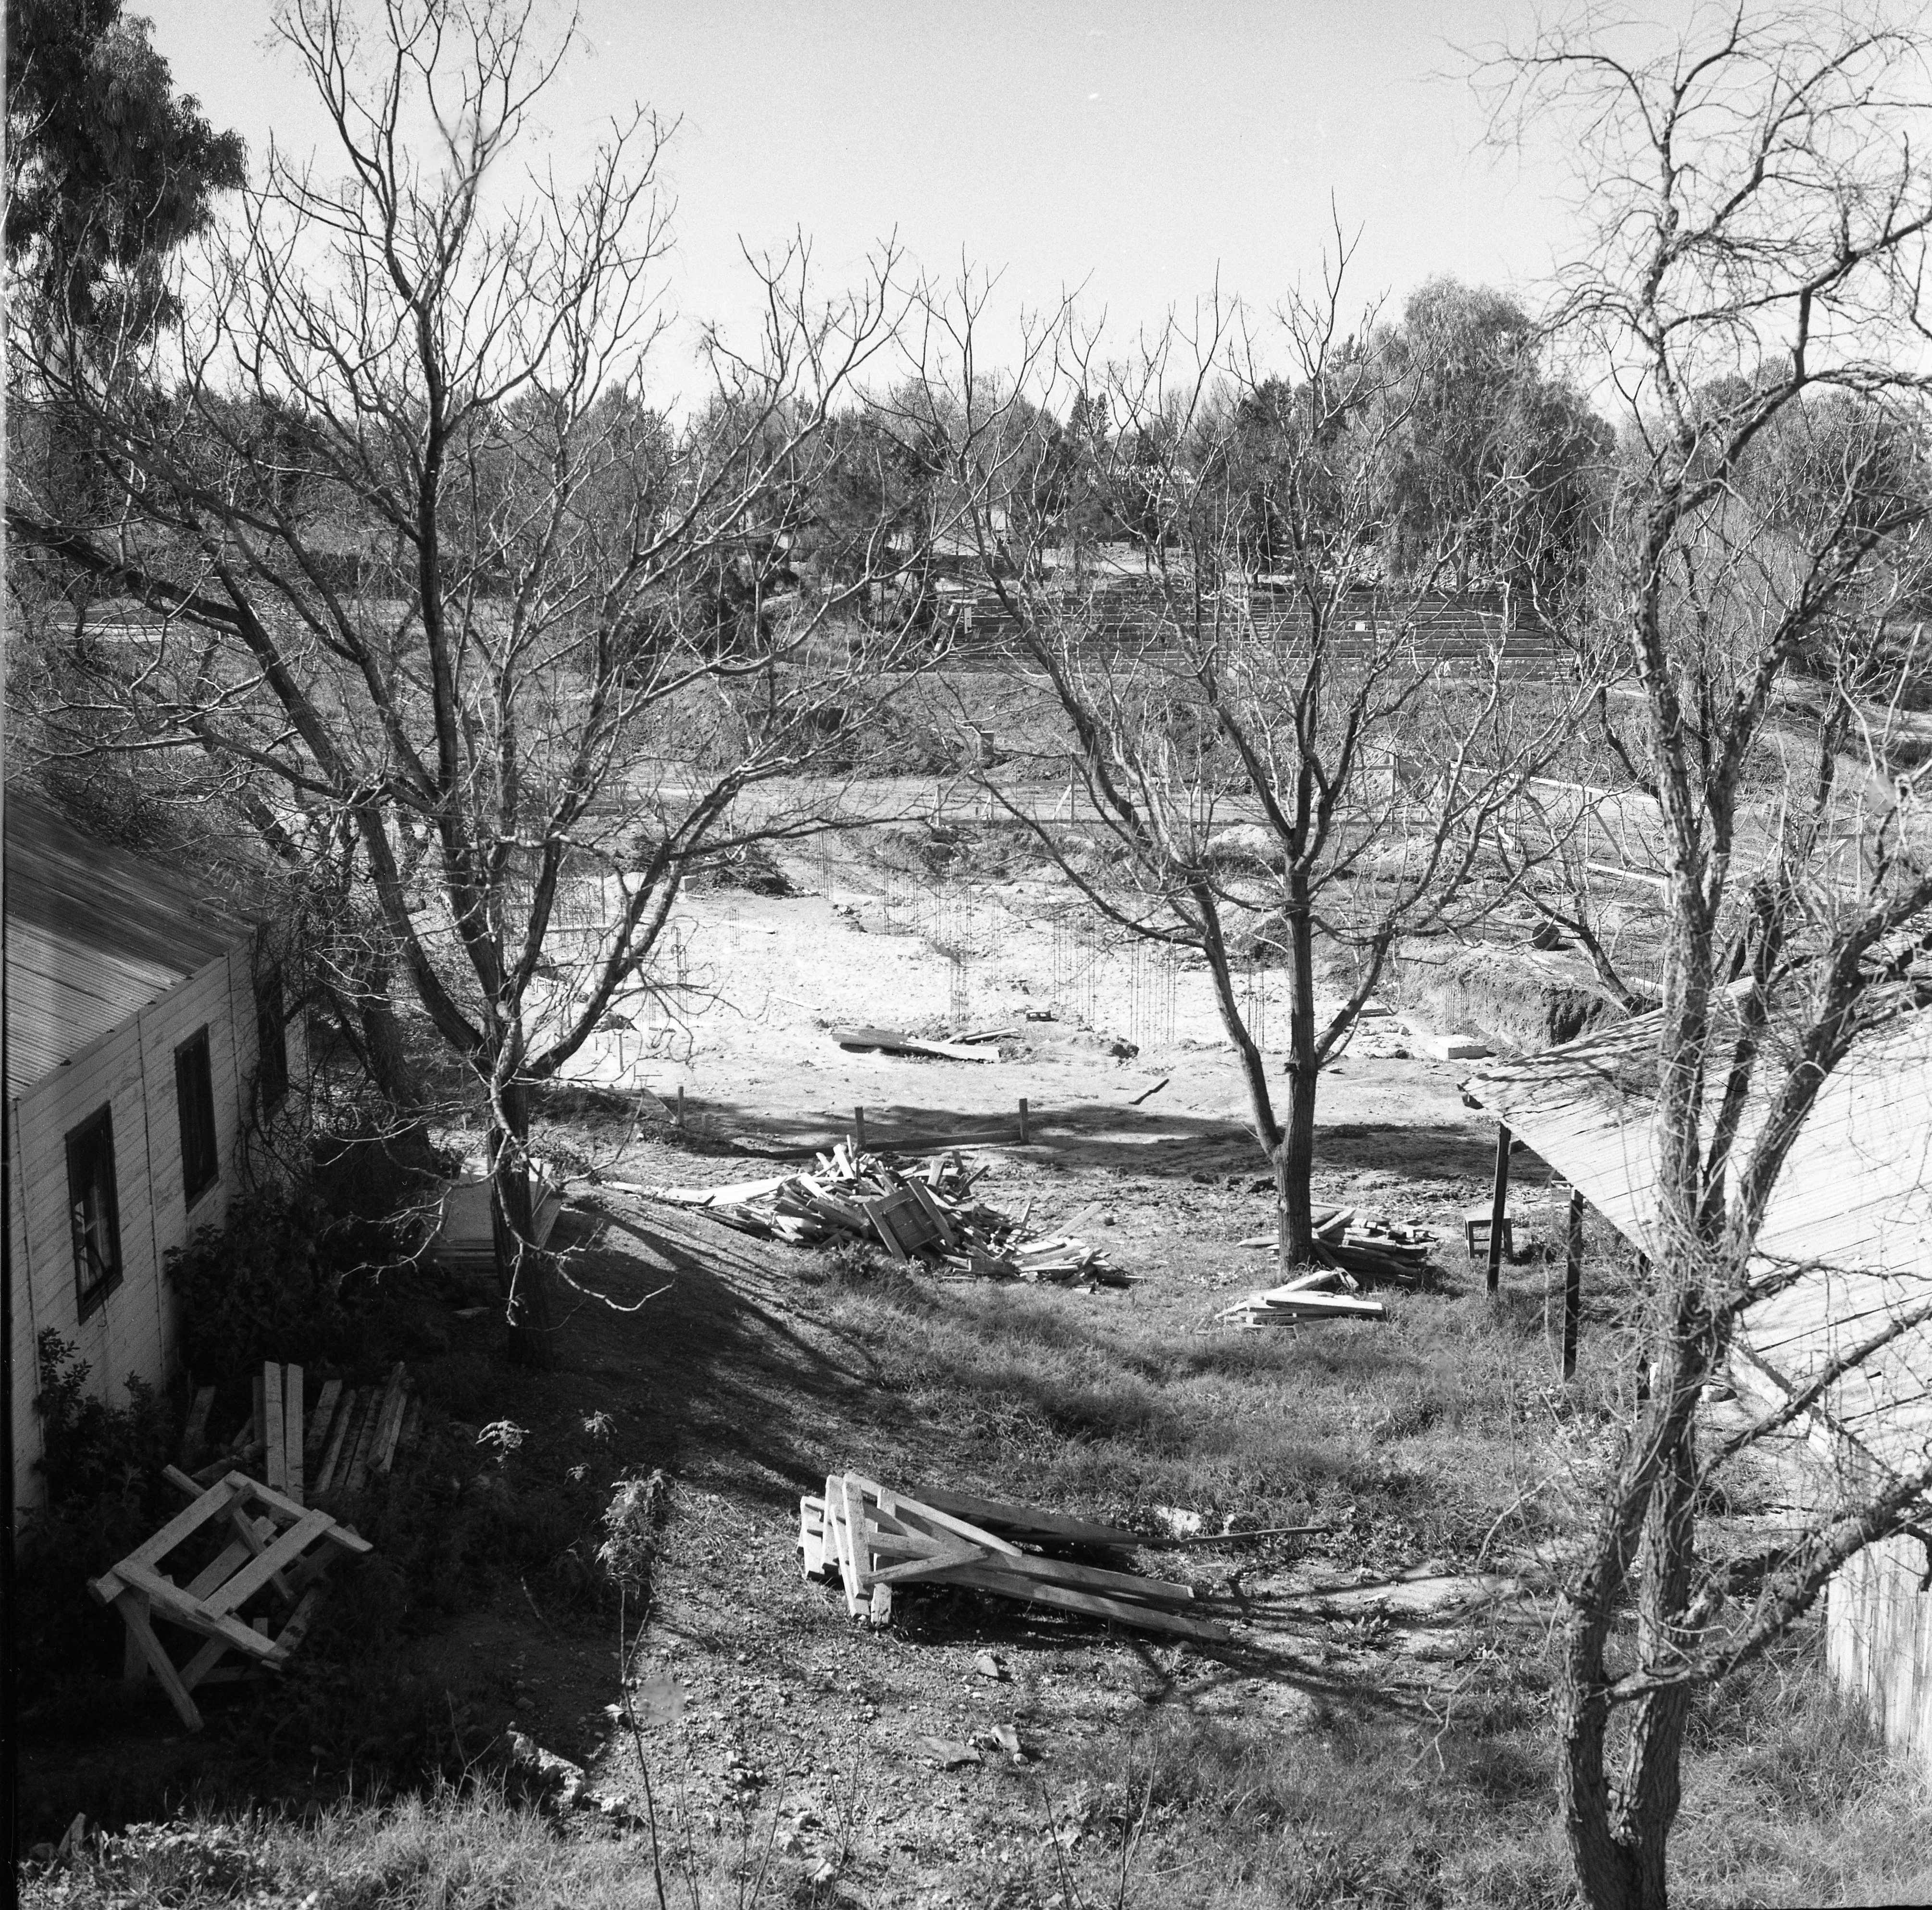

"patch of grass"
[815, 1277, 1621, 1561]
[20, 1780, 865, 1910]
[1670, 1641, 1932, 1909]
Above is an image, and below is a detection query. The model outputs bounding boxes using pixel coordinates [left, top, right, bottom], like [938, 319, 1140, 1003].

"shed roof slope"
[1463, 1008, 1932, 1474]
[5, 791, 253, 1099]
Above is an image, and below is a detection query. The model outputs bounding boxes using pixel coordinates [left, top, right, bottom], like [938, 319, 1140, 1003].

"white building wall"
[9, 936, 271, 1519]
[1828, 1530, 1932, 1774]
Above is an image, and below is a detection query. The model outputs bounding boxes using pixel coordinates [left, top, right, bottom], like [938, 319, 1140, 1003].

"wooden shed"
[1462, 1008, 1932, 1772]
[6, 793, 305, 1521]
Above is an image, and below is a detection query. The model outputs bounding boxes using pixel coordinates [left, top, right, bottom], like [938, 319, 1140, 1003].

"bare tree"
[902, 265, 1602, 1261]
[6, 0, 933, 1364]
[1484, 10, 1932, 1906]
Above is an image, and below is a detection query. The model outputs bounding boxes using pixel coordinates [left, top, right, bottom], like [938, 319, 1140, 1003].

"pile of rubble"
[643, 1142, 1129, 1286]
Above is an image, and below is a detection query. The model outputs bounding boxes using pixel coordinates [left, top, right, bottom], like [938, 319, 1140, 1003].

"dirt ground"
[487, 838, 1580, 1902]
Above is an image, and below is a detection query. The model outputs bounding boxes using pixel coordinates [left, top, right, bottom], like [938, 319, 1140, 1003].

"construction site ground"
[22, 830, 1932, 1910]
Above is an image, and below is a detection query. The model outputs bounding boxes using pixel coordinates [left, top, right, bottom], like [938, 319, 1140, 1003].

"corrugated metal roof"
[1464, 1008, 1932, 1474]
[4, 791, 254, 1099]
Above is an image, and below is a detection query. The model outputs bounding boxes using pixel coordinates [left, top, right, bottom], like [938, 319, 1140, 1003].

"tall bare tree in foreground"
[1487, 10, 1932, 1906]
[903, 268, 1604, 1260]
[7, 0, 930, 1364]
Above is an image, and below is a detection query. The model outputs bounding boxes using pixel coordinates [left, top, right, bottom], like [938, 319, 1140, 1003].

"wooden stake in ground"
[1487, 1124, 1512, 1294]
[1018, 1098, 1030, 1145]
[1563, 1187, 1585, 1381]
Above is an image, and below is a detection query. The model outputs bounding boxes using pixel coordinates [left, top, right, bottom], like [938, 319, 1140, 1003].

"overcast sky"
[141, 0, 1634, 369]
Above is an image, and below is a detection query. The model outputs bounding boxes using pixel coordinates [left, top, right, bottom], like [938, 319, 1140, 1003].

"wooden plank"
[908, 1486, 1145, 1550]
[223, 1503, 297, 1603]
[113, 1588, 203, 1730]
[938, 1547, 1196, 1606]
[860, 1197, 911, 1261]
[285, 1365, 304, 1505]
[870, 1541, 992, 1585]
[1224, 1293, 1387, 1322]
[371, 1368, 410, 1475]
[344, 1372, 399, 1495]
[264, 1363, 286, 1493]
[184, 1534, 259, 1602]
[825, 1474, 861, 1618]
[313, 1388, 359, 1496]
[113, 1561, 279, 1658]
[847, 1475, 1024, 1558]
[266, 1584, 329, 1665]
[839, 1474, 872, 1598]
[202, 1509, 334, 1616]
[939, 1564, 1232, 1641]
[798, 1494, 827, 1578]
[303, 1379, 342, 1465]
[903, 1179, 958, 1248]
[339, 1389, 380, 1496]
[89, 1478, 242, 1603]
[232, 1471, 369, 1548]
[178, 1633, 236, 1694]
[180, 1387, 216, 1467]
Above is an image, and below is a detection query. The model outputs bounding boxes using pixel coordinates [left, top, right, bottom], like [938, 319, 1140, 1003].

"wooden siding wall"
[1828, 1531, 1932, 1773]
[7, 939, 284, 1518]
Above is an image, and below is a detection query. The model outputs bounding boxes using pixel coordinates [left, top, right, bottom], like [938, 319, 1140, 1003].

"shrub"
[32, 1330, 175, 1508]
[165, 1188, 351, 1378]
[17, 1335, 179, 1710]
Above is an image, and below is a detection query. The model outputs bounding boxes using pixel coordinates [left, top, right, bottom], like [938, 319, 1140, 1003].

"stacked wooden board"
[1237, 1205, 1435, 1284]
[306, 1363, 422, 1498]
[640, 1144, 1128, 1286]
[1218, 1271, 1389, 1328]
[177, 1363, 423, 1502]
[798, 1473, 1230, 1643]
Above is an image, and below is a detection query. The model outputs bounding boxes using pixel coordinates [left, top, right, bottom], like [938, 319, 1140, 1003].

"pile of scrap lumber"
[1237, 1204, 1435, 1284]
[177, 1361, 422, 1502]
[643, 1144, 1128, 1286]
[799, 1473, 1230, 1642]
[1217, 1272, 1388, 1328]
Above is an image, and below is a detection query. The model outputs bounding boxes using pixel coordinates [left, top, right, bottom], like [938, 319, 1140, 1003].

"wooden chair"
[88, 1469, 372, 1730]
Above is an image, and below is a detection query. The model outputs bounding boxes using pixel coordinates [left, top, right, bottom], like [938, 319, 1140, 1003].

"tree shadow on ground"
[552, 1198, 910, 1511]
[668, 1093, 1501, 1186]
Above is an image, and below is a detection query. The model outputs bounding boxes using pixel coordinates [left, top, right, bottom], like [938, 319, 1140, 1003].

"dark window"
[65, 1107, 123, 1317]
[175, 1025, 219, 1203]
[255, 957, 288, 1108]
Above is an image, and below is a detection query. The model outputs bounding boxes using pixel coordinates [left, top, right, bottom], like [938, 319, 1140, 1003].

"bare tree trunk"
[1620, 1417, 1698, 1910]
[488, 1081, 555, 1370]
[1276, 894, 1320, 1264]
[1558, 1534, 1639, 1910]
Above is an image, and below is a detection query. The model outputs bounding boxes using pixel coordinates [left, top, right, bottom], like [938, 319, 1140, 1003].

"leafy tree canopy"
[6, 0, 246, 335]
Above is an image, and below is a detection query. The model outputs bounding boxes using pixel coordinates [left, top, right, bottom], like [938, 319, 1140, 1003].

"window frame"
[174, 1024, 219, 1205]
[65, 1105, 124, 1319]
